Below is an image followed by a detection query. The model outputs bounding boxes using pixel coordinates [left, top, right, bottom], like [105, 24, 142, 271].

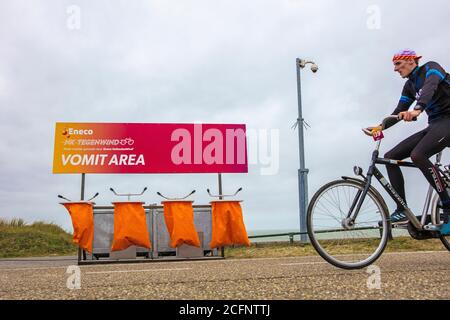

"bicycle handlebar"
[381, 115, 400, 130]
[363, 115, 417, 136]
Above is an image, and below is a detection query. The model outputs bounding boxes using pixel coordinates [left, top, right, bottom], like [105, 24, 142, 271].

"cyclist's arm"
[414, 61, 447, 112]
[385, 82, 415, 129]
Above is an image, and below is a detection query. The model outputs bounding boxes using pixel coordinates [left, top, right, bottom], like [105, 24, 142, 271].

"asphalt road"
[0, 251, 449, 300]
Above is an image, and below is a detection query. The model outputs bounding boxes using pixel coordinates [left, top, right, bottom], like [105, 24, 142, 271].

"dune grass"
[0, 218, 77, 258]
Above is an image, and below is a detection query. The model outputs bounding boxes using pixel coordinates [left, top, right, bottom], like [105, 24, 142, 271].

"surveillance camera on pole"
[295, 57, 318, 243]
[298, 59, 319, 73]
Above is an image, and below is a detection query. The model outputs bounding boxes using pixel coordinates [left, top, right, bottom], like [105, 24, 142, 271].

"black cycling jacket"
[391, 61, 450, 123]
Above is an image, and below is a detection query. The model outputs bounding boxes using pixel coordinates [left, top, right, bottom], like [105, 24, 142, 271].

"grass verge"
[225, 237, 448, 259]
[0, 218, 77, 258]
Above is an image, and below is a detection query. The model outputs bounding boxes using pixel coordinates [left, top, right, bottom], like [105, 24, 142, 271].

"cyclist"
[365, 49, 450, 234]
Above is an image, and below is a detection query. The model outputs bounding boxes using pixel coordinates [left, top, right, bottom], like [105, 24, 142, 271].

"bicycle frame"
[347, 116, 446, 231]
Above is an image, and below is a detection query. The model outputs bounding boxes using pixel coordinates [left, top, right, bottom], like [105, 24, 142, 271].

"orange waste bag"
[210, 200, 250, 248]
[162, 200, 201, 248]
[62, 202, 94, 253]
[111, 202, 151, 251]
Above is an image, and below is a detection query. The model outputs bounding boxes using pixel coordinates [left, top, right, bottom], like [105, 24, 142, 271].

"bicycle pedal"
[391, 220, 410, 226]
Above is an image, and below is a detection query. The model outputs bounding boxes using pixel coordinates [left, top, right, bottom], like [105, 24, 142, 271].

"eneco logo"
[62, 128, 94, 138]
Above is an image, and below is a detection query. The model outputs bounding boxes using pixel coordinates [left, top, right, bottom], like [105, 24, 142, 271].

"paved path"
[0, 251, 449, 299]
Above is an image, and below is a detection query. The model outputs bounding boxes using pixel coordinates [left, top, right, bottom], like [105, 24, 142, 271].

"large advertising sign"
[53, 123, 248, 174]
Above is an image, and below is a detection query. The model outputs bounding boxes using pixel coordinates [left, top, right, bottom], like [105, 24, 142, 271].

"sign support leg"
[218, 173, 225, 257]
[80, 173, 86, 261]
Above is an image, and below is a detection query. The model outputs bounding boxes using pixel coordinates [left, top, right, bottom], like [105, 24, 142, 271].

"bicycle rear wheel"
[430, 193, 450, 251]
[307, 179, 389, 269]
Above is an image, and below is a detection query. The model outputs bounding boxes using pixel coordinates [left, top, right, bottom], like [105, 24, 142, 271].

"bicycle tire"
[307, 179, 390, 269]
[430, 193, 450, 252]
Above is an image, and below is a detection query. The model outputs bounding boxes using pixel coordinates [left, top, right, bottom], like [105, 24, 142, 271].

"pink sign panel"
[53, 123, 248, 174]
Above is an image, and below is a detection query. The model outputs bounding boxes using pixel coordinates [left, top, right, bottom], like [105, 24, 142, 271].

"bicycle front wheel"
[307, 179, 389, 269]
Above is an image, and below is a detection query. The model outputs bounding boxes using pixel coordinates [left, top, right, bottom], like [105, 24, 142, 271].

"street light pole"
[295, 58, 318, 243]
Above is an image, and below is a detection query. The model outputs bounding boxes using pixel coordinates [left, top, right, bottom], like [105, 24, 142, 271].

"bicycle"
[307, 115, 450, 269]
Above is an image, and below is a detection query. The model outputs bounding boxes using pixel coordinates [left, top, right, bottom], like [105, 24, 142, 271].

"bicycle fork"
[343, 174, 373, 229]
[343, 151, 379, 229]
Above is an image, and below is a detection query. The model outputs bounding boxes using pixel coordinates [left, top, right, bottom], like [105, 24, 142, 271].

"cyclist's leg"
[384, 129, 427, 210]
[410, 118, 450, 223]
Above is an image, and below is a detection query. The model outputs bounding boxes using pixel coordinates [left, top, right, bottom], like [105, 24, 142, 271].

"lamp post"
[296, 58, 318, 243]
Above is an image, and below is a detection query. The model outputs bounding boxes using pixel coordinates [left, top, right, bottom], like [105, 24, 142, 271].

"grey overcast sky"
[0, 0, 449, 232]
